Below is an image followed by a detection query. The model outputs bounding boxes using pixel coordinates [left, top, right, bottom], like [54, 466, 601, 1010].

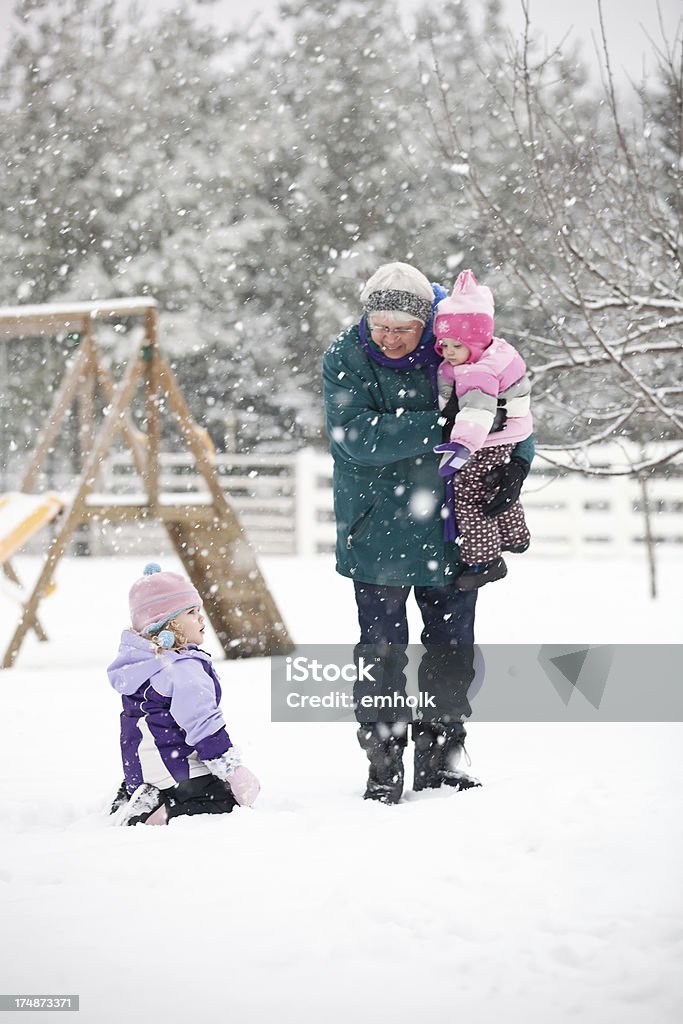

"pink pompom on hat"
[434, 269, 495, 362]
[129, 562, 201, 635]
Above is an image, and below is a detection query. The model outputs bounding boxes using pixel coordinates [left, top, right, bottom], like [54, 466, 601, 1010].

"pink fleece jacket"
[438, 336, 533, 452]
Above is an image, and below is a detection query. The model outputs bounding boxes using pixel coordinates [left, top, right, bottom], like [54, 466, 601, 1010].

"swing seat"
[0, 492, 64, 565]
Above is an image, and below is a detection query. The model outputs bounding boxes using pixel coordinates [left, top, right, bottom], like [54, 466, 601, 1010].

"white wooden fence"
[89, 445, 683, 559]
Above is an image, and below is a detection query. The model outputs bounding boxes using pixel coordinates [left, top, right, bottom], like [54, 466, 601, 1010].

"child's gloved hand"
[203, 750, 260, 806]
[433, 442, 471, 477]
[227, 765, 261, 807]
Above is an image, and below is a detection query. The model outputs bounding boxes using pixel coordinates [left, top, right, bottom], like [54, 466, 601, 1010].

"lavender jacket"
[107, 630, 233, 792]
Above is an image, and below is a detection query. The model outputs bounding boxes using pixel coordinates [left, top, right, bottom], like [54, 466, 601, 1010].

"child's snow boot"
[502, 540, 529, 554]
[357, 722, 407, 804]
[109, 780, 130, 815]
[456, 557, 507, 590]
[112, 783, 165, 826]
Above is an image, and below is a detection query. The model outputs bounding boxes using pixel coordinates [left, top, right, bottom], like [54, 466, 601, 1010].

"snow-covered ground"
[1, 554, 682, 1024]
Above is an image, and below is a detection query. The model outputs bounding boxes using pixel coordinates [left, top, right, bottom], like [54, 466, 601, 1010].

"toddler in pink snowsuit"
[433, 270, 532, 590]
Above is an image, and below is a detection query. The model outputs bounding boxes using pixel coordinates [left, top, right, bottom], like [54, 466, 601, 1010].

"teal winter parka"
[323, 321, 462, 587]
[323, 321, 534, 588]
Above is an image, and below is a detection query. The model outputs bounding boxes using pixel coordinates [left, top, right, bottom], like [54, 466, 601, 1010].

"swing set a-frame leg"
[1, 561, 49, 642]
[1, 354, 145, 669]
[0, 345, 93, 648]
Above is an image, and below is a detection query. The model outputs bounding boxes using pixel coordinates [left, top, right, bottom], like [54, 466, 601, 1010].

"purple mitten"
[227, 765, 261, 807]
[433, 442, 471, 478]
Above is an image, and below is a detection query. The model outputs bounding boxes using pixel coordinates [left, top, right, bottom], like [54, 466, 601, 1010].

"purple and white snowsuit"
[107, 630, 234, 793]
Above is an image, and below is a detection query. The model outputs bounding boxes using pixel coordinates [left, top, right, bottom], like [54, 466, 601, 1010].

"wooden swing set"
[0, 298, 292, 668]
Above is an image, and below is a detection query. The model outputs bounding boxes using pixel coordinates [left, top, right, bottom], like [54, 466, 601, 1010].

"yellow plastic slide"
[0, 492, 64, 564]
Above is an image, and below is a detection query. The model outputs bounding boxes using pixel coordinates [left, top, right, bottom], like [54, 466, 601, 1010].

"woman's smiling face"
[368, 319, 424, 359]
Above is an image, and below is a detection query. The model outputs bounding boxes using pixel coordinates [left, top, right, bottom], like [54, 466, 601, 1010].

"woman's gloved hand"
[483, 456, 529, 516]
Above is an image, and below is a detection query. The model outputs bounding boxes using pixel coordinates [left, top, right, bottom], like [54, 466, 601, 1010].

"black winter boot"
[412, 722, 482, 792]
[412, 722, 446, 791]
[357, 723, 407, 804]
[440, 728, 482, 790]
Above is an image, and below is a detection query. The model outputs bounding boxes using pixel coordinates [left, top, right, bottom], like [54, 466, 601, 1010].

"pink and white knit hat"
[434, 269, 495, 361]
[129, 563, 201, 634]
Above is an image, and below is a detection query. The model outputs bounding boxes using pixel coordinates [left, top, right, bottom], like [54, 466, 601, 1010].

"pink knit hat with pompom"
[129, 563, 201, 634]
[433, 269, 495, 362]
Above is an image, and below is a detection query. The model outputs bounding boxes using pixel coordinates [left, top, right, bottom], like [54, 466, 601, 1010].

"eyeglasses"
[369, 324, 421, 337]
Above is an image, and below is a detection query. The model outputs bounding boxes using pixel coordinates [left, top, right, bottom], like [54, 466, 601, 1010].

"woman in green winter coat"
[322, 262, 534, 803]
